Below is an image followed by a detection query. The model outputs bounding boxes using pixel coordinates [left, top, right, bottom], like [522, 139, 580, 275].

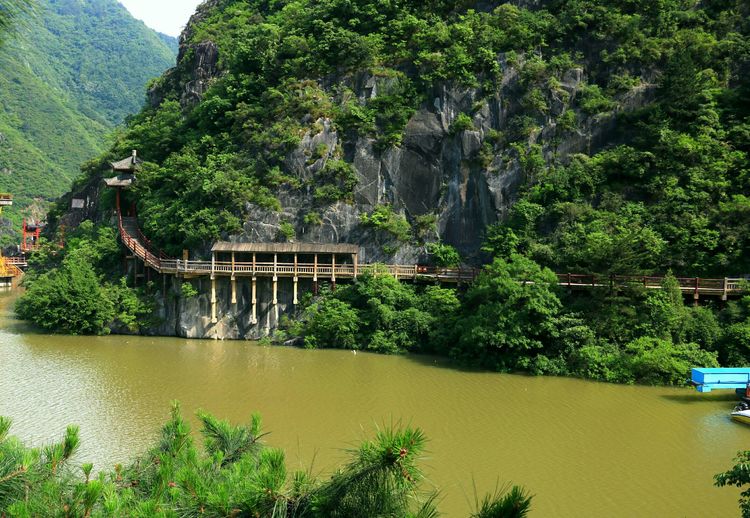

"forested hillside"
[26, 0, 750, 384]
[0, 0, 176, 239]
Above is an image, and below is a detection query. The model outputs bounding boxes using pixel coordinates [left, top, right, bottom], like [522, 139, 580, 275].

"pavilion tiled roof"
[111, 150, 142, 172]
[211, 242, 360, 255]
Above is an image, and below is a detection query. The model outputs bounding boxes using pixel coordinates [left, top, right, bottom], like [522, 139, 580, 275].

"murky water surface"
[0, 292, 746, 516]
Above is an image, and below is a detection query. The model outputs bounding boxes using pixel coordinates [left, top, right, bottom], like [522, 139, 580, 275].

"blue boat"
[691, 368, 750, 393]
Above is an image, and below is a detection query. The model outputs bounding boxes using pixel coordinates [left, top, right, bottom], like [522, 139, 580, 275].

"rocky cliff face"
[235, 65, 653, 264]
[143, 1, 655, 266]
[81, 0, 656, 339]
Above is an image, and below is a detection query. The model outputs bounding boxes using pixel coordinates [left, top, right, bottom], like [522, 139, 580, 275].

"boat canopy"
[691, 368, 750, 392]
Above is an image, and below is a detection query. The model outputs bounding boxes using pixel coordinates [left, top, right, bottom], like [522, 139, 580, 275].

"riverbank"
[0, 291, 744, 516]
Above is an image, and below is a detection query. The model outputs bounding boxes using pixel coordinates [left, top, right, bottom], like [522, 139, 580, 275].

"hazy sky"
[119, 0, 203, 37]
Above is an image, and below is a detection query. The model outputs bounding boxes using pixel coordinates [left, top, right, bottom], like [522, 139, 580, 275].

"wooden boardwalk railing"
[5, 256, 27, 268]
[555, 273, 744, 299]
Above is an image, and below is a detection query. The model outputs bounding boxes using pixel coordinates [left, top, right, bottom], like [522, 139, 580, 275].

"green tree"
[304, 297, 360, 349]
[16, 250, 115, 335]
[450, 255, 578, 371]
[427, 242, 461, 267]
[716, 450, 750, 518]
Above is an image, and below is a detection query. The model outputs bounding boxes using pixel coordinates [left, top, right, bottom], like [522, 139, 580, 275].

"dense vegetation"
[16, 221, 153, 335]
[0, 0, 176, 241]
[0, 0, 33, 41]
[289, 261, 728, 385]
[0, 403, 531, 517]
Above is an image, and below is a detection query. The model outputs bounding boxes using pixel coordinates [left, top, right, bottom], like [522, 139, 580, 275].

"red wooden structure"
[21, 219, 43, 252]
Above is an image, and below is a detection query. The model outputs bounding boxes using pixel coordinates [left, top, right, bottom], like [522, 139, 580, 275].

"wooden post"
[211, 251, 215, 277]
[694, 277, 700, 305]
[252, 253, 256, 276]
[331, 254, 336, 290]
[353, 253, 358, 279]
[313, 253, 318, 282]
[723, 277, 729, 301]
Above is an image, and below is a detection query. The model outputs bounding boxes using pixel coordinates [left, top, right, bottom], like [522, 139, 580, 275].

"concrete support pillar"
[723, 277, 729, 301]
[293, 277, 299, 305]
[251, 277, 257, 324]
[273, 253, 278, 305]
[353, 253, 358, 279]
[230, 252, 236, 304]
[313, 254, 318, 282]
[331, 254, 336, 291]
[211, 276, 217, 324]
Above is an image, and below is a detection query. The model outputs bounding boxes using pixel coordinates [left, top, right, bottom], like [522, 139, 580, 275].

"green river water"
[0, 291, 747, 516]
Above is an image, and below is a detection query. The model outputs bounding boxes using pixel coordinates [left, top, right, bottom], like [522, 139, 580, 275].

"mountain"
[156, 32, 179, 54]
[70, 0, 749, 276]
[0, 0, 177, 239]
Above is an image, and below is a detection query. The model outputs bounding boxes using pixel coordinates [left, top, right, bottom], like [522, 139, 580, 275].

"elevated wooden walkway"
[116, 214, 745, 297]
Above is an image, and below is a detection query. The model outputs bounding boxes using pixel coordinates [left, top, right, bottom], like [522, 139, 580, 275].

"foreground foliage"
[716, 450, 750, 518]
[0, 404, 532, 517]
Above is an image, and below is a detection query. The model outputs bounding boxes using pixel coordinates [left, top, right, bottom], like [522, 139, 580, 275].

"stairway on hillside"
[120, 217, 161, 268]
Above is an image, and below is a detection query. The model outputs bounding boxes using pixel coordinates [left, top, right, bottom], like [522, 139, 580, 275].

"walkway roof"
[212, 242, 360, 254]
